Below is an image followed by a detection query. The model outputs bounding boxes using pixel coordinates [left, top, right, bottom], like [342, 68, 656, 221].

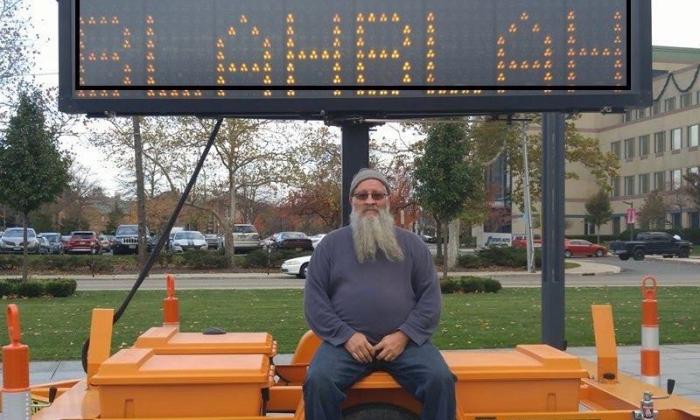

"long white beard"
[350, 207, 405, 264]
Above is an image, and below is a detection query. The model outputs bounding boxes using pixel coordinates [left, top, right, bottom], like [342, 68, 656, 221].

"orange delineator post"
[163, 273, 180, 327]
[641, 276, 660, 387]
[2, 304, 31, 420]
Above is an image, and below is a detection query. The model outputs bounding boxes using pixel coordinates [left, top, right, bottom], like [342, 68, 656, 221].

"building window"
[691, 212, 700, 229]
[638, 107, 648, 119]
[612, 217, 621, 235]
[639, 135, 650, 157]
[638, 173, 650, 194]
[689, 124, 699, 148]
[664, 97, 676, 112]
[623, 110, 634, 122]
[671, 169, 682, 190]
[611, 141, 622, 159]
[612, 176, 621, 197]
[681, 92, 693, 108]
[671, 128, 682, 151]
[652, 101, 661, 115]
[654, 171, 666, 191]
[672, 212, 682, 229]
[624, 175, 635, 196]
[654, 131, 666, 153]
[689, 167, 700, 176]
[624, 138, 635, 159]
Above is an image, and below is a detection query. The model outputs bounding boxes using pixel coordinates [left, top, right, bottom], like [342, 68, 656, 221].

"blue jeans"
[303, 340, 456, 420]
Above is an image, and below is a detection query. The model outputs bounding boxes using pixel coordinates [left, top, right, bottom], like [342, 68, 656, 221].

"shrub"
[0, 279, 19, 296]
[483, 278, 503, 293]
[15, 281, 45, 298]
[244, 249, 311, 268]
[0, 255, 21, 270]
[456, 254, 483, 269]
[460, 277, 485, 293]
[440, 276, 502, 294]
[43, 279, 78, 297]
[180, 250, 230, 269]
[477, 247, 527, 267]
[440, 278, 461, 294]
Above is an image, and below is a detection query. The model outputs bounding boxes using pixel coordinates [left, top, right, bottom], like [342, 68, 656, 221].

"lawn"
[1, 287, 698, 360]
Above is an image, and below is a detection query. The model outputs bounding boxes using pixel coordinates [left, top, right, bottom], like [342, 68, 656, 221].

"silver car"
[169, 230, 208, 253]
[0, 228, 40, 254]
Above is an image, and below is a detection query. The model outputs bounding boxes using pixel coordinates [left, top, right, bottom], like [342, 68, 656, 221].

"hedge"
[454, 248, 542, 269]
[0, 279, 78, 298]
[440, 276, 502, 294]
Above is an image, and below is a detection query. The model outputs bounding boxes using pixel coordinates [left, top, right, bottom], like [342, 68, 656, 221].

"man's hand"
[344, 332, 376, 363]
[374, 330, 410, 362]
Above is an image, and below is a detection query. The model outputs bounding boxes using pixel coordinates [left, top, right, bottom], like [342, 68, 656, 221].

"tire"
[595, 249, 604, 257]
[678, 248, 690, 258]
[297, 263, 309, 279]
[564, 250, 572, 258]
[633, 249, 645, 261]
[343, 403, 419, 420]
[619, 254, 630, 261]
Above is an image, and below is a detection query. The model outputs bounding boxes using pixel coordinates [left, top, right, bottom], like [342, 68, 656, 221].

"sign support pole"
[340, 121, 371, 226]
[541, 112, 566, 349]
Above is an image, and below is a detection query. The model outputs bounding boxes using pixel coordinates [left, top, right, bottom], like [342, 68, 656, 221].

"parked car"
[511, 234, 542, 249]
[0, 228, 40, 254]
[564, 239, 607, 258]
[38, 232, 64, 254]
[113, 224, 152, 255]
[270, 232, 314, 251]
[99, 235, 113, 253]
[37, 236, 52, 255]
[204, 233, 223, 250]
[231, 224, 261, 252]
[169, 230, 208, 253]
[609, 232, 692, 261]
[309, 234, 327, 249]
[281, 255, 312, 279]
[65, 231, 101, 254]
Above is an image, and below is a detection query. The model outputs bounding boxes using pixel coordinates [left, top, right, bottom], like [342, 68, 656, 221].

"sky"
[25, 0, 700, 195]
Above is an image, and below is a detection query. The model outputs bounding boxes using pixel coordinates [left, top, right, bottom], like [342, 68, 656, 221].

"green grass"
[1, 287, 698, 360]
[694, 245, 700, 256]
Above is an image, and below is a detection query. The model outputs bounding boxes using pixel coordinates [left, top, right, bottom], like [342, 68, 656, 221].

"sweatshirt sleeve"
[303, 239, 356, 346]
[399, 238, 441, 345]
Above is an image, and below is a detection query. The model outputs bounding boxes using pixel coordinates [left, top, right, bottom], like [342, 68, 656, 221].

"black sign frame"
[58, 0, 652, 118]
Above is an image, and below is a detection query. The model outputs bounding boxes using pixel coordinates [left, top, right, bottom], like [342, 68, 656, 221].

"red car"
[511, 234, 542, 249]
[64, 231, 101, 254]
[564, 239, 607, 258]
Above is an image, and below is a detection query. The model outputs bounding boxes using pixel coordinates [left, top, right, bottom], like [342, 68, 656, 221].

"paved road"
[57, 255, 696, 290]
[487, 255, 700, 287]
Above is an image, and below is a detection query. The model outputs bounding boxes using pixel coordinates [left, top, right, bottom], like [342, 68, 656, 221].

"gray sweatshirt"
[303, 226, 441, 346]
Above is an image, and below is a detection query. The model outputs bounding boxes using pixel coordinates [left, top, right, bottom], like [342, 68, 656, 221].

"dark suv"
[113, 224, 152, 255]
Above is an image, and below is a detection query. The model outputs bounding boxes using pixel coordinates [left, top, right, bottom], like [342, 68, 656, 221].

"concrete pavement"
[9, 344, 699, 403]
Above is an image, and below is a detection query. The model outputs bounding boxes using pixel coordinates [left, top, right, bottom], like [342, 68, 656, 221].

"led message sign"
[58, 0, 652, 117]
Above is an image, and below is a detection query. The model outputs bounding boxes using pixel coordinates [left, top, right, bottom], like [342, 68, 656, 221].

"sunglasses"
[352, 192, 389, 201]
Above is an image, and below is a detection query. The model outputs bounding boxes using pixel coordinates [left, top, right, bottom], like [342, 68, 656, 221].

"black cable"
[81, 118, 224, 372]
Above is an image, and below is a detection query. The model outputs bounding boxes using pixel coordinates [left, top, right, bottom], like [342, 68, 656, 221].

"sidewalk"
[9, 344, 699, 403]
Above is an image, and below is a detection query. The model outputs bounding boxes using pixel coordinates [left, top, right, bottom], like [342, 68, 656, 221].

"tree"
[585, 189, 613, 243]
[105, 198, 125, 234]
[0, 0, 35, 121]
[638, 190, 668, 230]
[0, 91, 71, 281]
[414, 121, 483, 279]
[470, 116, 620, 211]
[683, 172, 700, 211]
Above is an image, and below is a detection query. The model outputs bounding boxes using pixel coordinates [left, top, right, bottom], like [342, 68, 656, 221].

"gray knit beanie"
[349, 168, 391, 197]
